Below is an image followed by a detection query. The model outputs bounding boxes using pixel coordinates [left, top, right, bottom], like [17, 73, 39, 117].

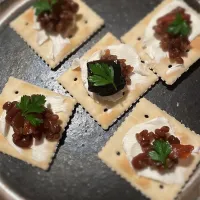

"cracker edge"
[98, 97, 200, 200]
[58, 32, 159, 129]
[10, 0, 104, 69]
[0, 77, 77, 170]
[121, 0, 200, 85]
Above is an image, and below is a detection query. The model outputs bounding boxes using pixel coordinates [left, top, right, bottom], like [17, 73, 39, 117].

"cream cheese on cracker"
[123, 117, 191, 184]
[33, 12, 71, 60]
[75, 44, 150, 102]
[143, 0, 200, 74]
[0, 96, 67, 162]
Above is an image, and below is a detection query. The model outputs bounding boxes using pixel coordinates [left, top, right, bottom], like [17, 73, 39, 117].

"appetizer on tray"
[58, 33, 158, 129]
[121, 0, 200, 85]
[98, 98, 200, 200]
[10, 0, 104, 68]
[0, 77, 76, 170]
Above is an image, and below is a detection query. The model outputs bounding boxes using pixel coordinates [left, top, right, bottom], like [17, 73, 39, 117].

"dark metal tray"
[0, 0, 200, 200]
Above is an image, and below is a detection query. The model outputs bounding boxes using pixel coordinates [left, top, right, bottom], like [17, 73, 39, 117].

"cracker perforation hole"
[84, 20, 88, 24]
[116, 151, 121, 156]
[137, 37, 141, 41]
[104, 108, 108, 112]
[159, 185, 164, 189]
[74, 78, 78, 81]
[141, 60, 145, 64]
[14, 91, 19, 94]
[168, 65, 172, 68]
[25, 22, 29, 26]
[144, 114, 149, 118]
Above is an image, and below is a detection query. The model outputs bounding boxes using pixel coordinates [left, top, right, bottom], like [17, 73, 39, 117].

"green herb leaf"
[168, 13, 191, 36]
[17, 95, 30, 113]
[25, 114, 43, 127]
[26, 95, 46, 114]
[33, 0, 57, 16]
[148, 151, 161, 162]
[17, 95, 46, 126]
[51, 0, 57, 4]
[88, 63, 117, 90]
[148, 140, 172, 166]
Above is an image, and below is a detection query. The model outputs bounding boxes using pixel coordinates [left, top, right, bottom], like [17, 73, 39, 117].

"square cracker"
[98, 98, 200, 200]
[58, 33, 158, 129]
[0, 77, 76, 170]
[121, 0, 200, 85]
[10, 0, 104, 69]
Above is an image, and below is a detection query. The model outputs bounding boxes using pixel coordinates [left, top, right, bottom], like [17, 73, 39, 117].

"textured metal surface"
[0, 0, 33, 32]
[0, 0, 200, 200]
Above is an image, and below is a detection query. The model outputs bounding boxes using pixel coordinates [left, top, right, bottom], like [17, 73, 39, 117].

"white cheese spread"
[143, 0, 200, 74]
[33, 12, 70, 60]
[0, 95, 67, 162]
[123, 117, 191, 184]
[74, 44, 150, 102]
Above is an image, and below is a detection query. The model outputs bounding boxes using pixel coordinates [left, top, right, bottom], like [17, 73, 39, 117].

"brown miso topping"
[132, 126, 194, 171]
[171, 144, 194, 159]
[100, 49, 134, 85]
[37, 0, 79, 37]
[153, 7, 191, 64]
[132, 153, 149, 170]
[3, 96, 62, 148]
[167, 135, 180, 144]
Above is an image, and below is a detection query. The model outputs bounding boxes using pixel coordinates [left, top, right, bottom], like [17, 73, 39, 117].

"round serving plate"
[0, 0, 200, 200]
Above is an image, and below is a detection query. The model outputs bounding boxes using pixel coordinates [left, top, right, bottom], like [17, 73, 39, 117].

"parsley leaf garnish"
[33, 0, 57, 16]
[149, 140, 172, 167]
[88, 63, 117, 90]
[25, 114, 43, 127]
[168, 13, 191, 36]
[17, 95, 46, 126]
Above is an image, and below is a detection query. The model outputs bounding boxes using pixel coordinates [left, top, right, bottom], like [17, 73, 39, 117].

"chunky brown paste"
[101, 49, 134, 85]
[37, 0, 79, 37]
[132, 126, 194, 171]
[153, 7, 191, 64]
[3, 101, 61, 148]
